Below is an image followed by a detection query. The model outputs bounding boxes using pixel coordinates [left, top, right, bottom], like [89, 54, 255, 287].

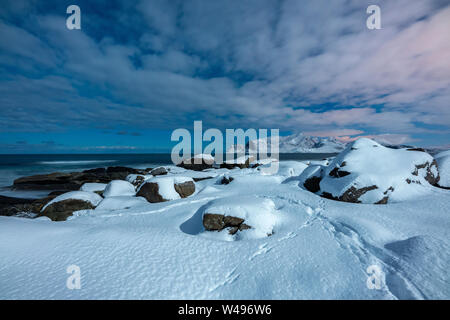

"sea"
[0, 153, 336, 198]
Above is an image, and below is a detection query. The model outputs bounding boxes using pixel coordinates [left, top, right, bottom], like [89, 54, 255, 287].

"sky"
[0, 0, 449, 153]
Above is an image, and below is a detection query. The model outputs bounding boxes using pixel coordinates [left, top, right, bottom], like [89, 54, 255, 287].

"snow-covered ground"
[0, 158, 449, 299]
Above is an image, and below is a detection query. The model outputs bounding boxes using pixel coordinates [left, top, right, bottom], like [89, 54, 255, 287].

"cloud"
[0, 0, 448, 147]
[336, 134, 415, 145]
[303, 129, 365, 137]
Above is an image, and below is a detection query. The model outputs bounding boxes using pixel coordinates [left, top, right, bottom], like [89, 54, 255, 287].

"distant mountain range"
[245, 133, 347, 153]
[227, 133, 444, 154]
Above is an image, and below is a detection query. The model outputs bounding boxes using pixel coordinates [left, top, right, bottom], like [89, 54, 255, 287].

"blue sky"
[0, 0, 449, 153]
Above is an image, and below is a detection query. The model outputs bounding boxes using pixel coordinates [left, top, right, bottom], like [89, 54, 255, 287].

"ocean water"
[0, 153, 335, 198]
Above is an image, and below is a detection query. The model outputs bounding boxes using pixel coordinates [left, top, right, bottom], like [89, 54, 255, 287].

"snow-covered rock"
[103, 180, 136, 198]
[136, 176, 195, 203]
[40, 191, 103, 221]
[80, 183, 107, 193]
[300, 138, 440, 204]
[435, 150, 450, 188]
[178, 154, 215, 171]
[201, 196, 277, 240]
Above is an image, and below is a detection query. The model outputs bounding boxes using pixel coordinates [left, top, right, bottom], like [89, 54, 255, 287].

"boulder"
[39, 191, 103, 221]
[219, 176, 234, 184]
[203, 213, 251, 235]
[200, 196, 277, 239]
[299, 138, 441, 204]
[174, 181, 195, 198]
[177, 154, 215, 171]
[137, 177, 196, 203]
[41, 199, 96, 221]
[150, 167, 168, 176]
[136, 182, 165, 203]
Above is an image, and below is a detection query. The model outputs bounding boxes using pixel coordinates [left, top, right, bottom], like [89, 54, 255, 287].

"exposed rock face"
[178, 159, 214, 171]
[303, 176, 322, 193]
[136, 182, 165, 203]
[0, 195, 56, 217]
[13, 166, 146, 191]
[203, 213, 251, 235]
[299, 138, 441, 204]
[219, 176, 234, 185]
[150, 167, 168, 176]
[40, 199, 96, 221]
[174, 181, 195, 198]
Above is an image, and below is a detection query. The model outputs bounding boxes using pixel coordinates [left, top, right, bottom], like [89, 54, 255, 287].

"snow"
[103, 180, 136, 198]
[41, 191, 103, 212]
[1, 152, 449, 299]
[435, 150, 450, 187]
[95, 196, 149, 212]
[277, 161, 308, 177]
[80, 183, 107, 192]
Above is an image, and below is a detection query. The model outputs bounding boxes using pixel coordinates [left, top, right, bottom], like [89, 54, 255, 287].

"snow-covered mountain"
[245, 133, 347, 153]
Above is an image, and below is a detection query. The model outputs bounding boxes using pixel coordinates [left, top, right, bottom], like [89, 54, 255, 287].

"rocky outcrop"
[0, 195, 57, 217]
[12, 166, 145, 191]
[177, 157, 214, 171]
[150, 167, 168, 176]
[203, 213, 251, 235]
[137, 182, 165, 203]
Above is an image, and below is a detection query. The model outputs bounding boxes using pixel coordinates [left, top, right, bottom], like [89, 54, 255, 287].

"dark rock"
[132, 175, 146, 188]
[136, 182, 166, 203]
[338, 185, 378, 203]
[303, 176, 322, 193]
[13, 166, 147, 191]
[0, 195, 58, 217]
[48, 191, 67, 196]
[150, 167, 168, 176]
[219, 176, 234, 185]
[192, 176, 214, 182]
[407, 148, 426, 152]
[178, 159, 214, 171]
[106, 166, 143, 180]
[82, 167, 107, 175]
[203, 213, 251, 234]
[375, 196, 389, 205]
[174, 181, 195, 198]
[40, 199, 95, 221]
[329, 167, 351, 178]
